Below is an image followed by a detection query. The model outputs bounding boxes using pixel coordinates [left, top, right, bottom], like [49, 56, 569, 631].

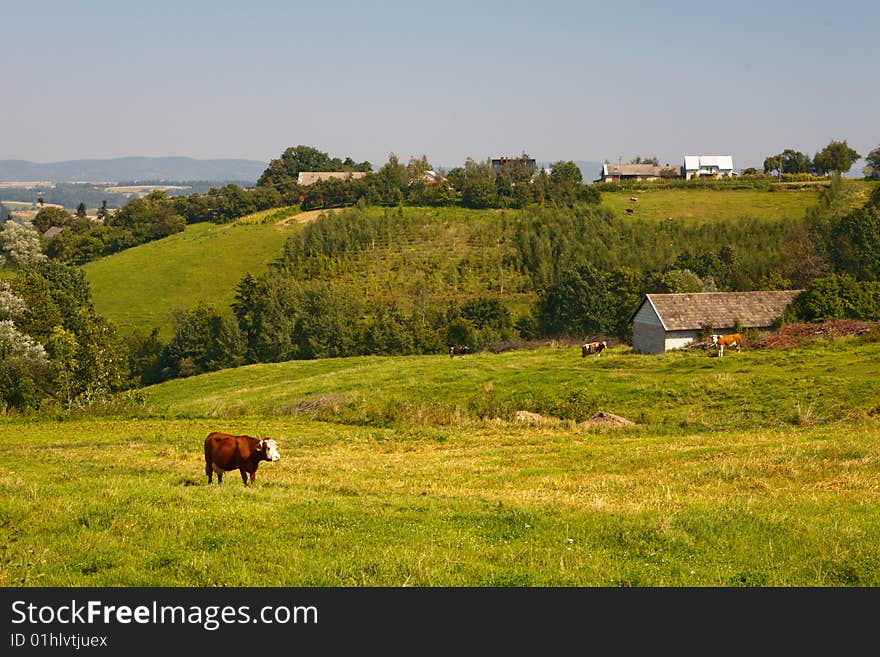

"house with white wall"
[683, 155, 735, 179]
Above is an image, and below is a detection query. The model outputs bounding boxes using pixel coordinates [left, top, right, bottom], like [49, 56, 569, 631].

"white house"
[627, 290, 801, 354]
[683, 155, 735, 180]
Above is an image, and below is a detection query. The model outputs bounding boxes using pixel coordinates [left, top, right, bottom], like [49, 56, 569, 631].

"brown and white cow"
[582, 340, 607, 358]
[204, 432, 281, 486]
[711, 333, 743, 357]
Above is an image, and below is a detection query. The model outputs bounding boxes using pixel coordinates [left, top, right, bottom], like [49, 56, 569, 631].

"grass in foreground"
[1, 416, 878, 586]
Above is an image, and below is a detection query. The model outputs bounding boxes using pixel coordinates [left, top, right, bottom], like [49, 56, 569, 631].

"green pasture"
[143, 337, 880, 433]
[1, 415, 878, 586]
[3, 338, 880, 586]
[601, 180, 876, 223]
[82, 212, 300, 337]
[602, 187, 819, 223]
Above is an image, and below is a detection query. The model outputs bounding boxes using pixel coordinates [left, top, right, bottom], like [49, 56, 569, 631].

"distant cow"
[204, 432, 281, 486]
[711, 333, 743, 357]
[625, 208, 634, 214]
[450, 345, 470, 358]
[629, 197, 638, 203]
[582, 340, 607, 358]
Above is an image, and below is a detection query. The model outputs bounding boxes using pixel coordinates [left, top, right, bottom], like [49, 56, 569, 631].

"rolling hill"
[80, 183, 874, 339]
[0, 156, 268, 183]
[82, 208, 305, 336]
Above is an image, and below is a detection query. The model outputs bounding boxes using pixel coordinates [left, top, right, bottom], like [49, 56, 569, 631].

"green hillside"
[82, 209, 302, 336]
[80, 185, 873, 340]
[142, 336, 880, 433]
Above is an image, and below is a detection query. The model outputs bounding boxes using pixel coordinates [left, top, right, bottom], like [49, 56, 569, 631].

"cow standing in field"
[450, 345, 470, 358]
[204, 432, 281, 486]
[582, 341, 607, 358]
[712, 333, 743, 357]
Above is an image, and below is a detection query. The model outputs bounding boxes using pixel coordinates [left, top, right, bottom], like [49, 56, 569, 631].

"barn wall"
[633, 322, 666, 353]
[664, 330, 700, 351]
[632, 302, 665, 354]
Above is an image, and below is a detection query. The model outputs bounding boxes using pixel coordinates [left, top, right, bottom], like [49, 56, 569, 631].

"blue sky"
[3, 0, 877, 171]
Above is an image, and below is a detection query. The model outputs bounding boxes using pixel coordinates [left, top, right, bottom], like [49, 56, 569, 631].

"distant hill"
[0, 156, 268, 183]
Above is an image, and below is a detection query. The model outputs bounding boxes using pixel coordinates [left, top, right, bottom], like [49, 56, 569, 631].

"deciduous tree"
[812, 140, 861, 175]
[863, 145, 880, 180]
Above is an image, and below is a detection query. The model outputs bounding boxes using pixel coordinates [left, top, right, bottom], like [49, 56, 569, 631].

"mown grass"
[601, 187, 819, 223]
[1, 415, 878, 586]
[600, 179, 876, 223]
[4, 339, 880, 586]
[82, 211, 301, 337]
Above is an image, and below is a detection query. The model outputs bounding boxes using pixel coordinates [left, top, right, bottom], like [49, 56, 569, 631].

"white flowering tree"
[0, 280, 26, 320]
[0, 319, 51, 412]
[0, 219, 46, 268]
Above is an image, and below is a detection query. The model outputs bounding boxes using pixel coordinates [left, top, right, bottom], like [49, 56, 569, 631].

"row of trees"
[761, 140, 862, 177]
[256, 147, 600, 211]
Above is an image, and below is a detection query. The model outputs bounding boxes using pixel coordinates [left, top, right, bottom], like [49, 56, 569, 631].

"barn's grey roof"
[296, 171, 368, 186]
[629, 290, 802, 331]
[602, 163, 675, 177]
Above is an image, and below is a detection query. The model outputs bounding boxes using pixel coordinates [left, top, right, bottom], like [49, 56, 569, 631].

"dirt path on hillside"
[278, 209, 339, 225]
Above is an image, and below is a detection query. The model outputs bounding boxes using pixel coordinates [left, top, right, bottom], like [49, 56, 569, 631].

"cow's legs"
[206, 461, 213, 484]
[240, 468, 248, 486]
[217, 471, 223, 485]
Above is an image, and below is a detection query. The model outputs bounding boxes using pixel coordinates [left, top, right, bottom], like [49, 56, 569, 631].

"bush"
[790, 275, 880, 322]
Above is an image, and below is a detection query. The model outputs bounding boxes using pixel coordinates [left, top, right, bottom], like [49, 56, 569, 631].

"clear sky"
[3, 0, 877, 170]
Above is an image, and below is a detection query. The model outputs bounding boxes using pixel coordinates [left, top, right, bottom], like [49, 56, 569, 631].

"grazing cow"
[629, 197, 638, 203]
[450, 345, 470, 358]
[625, 208, 634, 214]
[204, 432, 281, 486]
[582, 340, 607, 358]
[711, 333, 743, 357]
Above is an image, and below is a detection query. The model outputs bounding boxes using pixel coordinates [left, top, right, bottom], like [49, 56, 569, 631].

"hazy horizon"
[4, 1, 877, 172]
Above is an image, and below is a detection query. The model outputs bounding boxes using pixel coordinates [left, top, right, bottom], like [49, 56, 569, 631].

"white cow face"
[261, 439, 281, 461]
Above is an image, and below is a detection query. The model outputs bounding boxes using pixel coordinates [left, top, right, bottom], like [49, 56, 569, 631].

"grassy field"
[2, 337, 880, 586]
[82, 210, 302, 337]
[141, 337, 880, 432]
[603, 187, 816, 223]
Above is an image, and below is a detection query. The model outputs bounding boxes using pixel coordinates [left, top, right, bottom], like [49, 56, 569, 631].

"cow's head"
[259, 439, 281, 462]
[711, 334, 720, 344]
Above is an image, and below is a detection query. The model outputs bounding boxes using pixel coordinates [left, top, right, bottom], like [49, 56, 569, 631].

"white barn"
[628, 290, 801, 354]
[683, 155, 735, 179]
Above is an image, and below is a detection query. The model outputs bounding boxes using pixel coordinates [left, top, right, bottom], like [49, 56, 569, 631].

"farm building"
[596, 163, 679, 183]
[296, 171, 368, 186]
[683, 155, 735, 179]
[491, 157, 537, 174]
[628, 290, 801, 354]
